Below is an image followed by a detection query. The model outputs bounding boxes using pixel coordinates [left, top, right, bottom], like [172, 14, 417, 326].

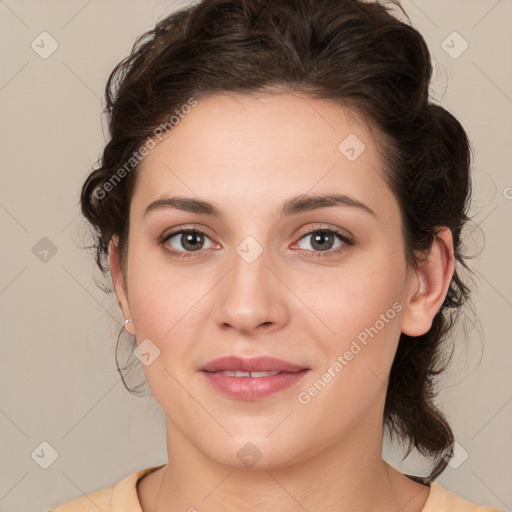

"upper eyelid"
[296, 223, 352, 240]
[162, 224, 213, 238]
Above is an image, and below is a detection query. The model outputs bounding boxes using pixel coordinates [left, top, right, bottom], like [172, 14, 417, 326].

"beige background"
[0, 1, 511, 511]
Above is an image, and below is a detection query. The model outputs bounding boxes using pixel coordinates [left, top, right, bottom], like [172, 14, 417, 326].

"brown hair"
[81, 0, 472, 482]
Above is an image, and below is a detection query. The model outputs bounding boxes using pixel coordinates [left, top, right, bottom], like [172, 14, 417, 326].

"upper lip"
[200, 356, 307, 373]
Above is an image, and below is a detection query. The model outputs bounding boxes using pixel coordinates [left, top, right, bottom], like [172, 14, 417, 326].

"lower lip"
[201, 370, 309, 400]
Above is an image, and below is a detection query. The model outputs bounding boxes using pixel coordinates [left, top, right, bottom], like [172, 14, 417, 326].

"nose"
[213, 245, 290, 335]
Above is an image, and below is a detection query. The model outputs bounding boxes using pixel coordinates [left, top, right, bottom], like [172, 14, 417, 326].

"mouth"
[200, 356, 310, 400]
[208, 370, 282, 377]
[200, 355, 308, 373]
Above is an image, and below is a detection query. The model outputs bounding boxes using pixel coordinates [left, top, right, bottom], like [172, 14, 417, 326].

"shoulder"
[47, 486, 113, 512]
[46, 465, 165, 512]
[46, 483, 114, 512]
[423, 481, 505, 512]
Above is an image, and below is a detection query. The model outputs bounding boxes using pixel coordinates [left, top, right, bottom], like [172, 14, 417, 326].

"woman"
[50, 0, 504, 510]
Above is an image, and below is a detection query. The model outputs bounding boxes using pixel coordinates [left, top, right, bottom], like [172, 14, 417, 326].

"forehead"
[132, 92, 394, 219]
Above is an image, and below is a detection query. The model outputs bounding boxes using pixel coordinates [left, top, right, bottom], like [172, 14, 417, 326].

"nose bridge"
[214, 237, 288, 333]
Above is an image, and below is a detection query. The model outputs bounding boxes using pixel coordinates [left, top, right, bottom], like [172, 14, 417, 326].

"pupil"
[312, 231, 333, 251]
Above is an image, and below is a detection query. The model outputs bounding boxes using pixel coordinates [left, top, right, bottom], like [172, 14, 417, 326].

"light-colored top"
[47, 465, 504, 512]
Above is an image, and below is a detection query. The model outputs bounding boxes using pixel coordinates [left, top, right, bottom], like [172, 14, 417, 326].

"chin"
[199, 433, 310, 472]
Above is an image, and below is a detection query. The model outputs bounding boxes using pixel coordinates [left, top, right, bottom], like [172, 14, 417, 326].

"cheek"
[294, 253, 408, 415]
[126, 253, 211, 339]
[293, 271, 405, 427]
[296, 250, 407, 345]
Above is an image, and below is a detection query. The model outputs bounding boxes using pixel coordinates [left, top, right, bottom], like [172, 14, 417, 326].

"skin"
[109, 91, 454, 512]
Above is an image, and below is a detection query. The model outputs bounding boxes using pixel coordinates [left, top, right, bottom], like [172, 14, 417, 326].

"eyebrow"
[143, 193, 376, 219]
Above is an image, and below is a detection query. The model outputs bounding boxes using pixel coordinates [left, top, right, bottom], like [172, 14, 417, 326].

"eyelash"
[160, 224, 353, 259]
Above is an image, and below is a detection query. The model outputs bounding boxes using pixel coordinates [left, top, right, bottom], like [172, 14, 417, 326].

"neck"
[138, 405, 430, 512]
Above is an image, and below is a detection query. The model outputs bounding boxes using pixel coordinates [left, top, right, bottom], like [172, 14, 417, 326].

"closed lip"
[200, 356, 307, 373]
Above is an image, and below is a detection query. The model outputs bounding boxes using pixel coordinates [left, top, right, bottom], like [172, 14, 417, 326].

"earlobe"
[401, 227, 455, 337]
[109, 239, 135, 336]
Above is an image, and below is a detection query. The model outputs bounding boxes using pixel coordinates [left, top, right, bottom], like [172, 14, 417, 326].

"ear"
[109, 238, 135, 336]
[401, 227, 455, 337]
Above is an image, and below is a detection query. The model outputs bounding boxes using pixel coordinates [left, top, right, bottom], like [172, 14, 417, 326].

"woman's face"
[113, 92, 420, 468]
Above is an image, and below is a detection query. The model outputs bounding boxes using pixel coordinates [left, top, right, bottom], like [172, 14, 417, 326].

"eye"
[160, 225, 352, 259]
[293, 227, 353, 255]
[161, 227, 216, 257]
